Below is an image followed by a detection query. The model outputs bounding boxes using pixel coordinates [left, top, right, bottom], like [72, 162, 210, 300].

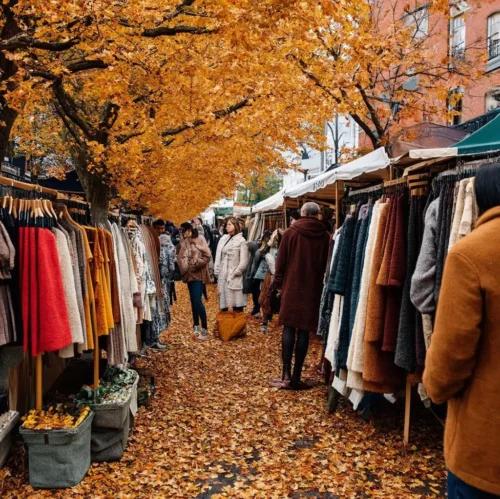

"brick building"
[447, 0, 500, 122]
[358, 1, 500, 150]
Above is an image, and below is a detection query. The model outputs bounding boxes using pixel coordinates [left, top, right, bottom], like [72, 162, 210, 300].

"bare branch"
[142, 25, 217, 37]
[66, 59, 108, 73]
[161, 99, 250, 137]
[0, 34, 79, 52]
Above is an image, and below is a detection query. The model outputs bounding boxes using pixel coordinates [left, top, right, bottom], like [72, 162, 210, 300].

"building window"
[488, 12, 500, 61]
[450, 14, 466, 58]
[485, 87, 500, 112]
[447, 88, 463, 126]
[403, 6, 429, 40]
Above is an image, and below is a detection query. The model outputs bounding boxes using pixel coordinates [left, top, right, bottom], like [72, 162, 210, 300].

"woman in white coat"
[214, 217, 250, 311]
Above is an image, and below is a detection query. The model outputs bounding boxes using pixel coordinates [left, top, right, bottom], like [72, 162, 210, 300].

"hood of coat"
[290, 217, 329, 239]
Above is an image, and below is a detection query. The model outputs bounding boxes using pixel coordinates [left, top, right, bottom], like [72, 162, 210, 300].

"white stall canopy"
[251, 189, 285, 213]
[284, 147, 390, 201]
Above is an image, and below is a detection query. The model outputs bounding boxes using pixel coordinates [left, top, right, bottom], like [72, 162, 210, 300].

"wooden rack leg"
[35, 353, 42, 410]
[404, 375, 411, 445]
[94, 346, 100, 388]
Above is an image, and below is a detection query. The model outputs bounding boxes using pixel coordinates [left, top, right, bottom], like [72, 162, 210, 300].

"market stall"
[321, 126, 500, 444]
[0, 175, 170, 486]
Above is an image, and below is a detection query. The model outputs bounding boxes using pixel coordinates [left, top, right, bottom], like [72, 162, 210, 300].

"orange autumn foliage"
[2, 0, 481, 219]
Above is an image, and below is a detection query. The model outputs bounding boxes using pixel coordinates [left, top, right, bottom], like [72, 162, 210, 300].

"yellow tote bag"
[215, 311, 247, 341]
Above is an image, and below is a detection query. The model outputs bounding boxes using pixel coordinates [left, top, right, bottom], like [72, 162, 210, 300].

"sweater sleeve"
[410, 197, 439, 314]
[265, 252, 276, 275]
[423, 252, 482, 404]
[195, 239, 211, 269]
[214, 235, 228, 276]
[234, 239, 250, 276]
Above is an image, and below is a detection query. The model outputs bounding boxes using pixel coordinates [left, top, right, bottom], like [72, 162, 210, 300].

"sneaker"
[261, 325, 268, 333]
[149, 342, 168, 351]
[252, 312, 261, 319]
[193, 326, 201, 336]
[199, 329, 209, 341]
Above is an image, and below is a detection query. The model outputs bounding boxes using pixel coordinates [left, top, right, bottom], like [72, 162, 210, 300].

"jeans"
[187, 281, 208, 329]
[448, 471, 499, 499]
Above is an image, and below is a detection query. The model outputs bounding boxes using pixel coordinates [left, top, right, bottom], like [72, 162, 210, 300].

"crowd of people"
[154, 175, 500, 498]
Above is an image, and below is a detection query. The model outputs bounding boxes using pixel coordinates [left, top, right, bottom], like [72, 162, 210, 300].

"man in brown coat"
[272, 202, 330, 390]
[423, 163, 500, 498]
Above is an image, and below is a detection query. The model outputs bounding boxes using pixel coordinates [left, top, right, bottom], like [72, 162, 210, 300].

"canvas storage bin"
[0, 411, 19, 468]
[91, 411, 130, 463]
[20, 411, 94, 489]
[90, 371, 138, 430]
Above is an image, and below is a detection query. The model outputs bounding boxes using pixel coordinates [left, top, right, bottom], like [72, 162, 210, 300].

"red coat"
[274, 217, 330, 332]
[21, 228, 72, 356]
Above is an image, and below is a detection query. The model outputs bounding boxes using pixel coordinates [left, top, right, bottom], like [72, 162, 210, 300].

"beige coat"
[215, 233, 249, 308]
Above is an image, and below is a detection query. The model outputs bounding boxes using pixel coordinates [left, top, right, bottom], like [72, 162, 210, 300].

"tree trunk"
[72, 146, 110, 224]
[0, 106, 18, 161]
[0, 11, 22, 161]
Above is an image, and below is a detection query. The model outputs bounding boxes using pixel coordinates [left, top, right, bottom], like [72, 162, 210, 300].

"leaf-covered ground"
[1, 284, 446, 498]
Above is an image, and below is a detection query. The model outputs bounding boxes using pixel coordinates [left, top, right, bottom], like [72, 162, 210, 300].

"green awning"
[454, 114, 500, 155]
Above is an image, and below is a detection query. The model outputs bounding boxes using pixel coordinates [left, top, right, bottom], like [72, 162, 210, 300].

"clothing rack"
[0, 178, 101, 410]
[347, 182, 384, 197]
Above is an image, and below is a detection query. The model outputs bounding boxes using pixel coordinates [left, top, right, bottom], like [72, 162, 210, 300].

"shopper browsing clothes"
[423, 163, 500, 499]
[214, 217, 249, 312]
[245, 231, 272, 318]
[271, 202, 329, 390]
[177, 222, 211, 340]
[259, 229, 282, 333]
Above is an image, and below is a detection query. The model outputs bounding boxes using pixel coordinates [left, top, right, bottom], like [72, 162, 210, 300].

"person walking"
[214, 217, 249, 312]
[243, 239, 260, 315]
[423, 163, 500, 499]
[259, 229, 282, 333]
[193, 216, 213, 246]
[177, 222, 211, 340]
[272, 202, 329, 390]
[245, 231, 272, 318]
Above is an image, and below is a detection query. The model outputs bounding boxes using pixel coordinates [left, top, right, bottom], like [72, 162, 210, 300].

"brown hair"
[225, 216, 241, 236]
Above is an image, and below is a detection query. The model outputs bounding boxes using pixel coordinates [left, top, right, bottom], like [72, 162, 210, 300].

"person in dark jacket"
[244, 231, 271, 317]
[271, 202, 330, 390]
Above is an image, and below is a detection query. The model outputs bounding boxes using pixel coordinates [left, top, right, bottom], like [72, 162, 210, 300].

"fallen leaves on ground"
[0, 284, 446, 498]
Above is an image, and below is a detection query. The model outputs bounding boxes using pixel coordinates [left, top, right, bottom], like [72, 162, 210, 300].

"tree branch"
[142, 25, 217, 37]
[117, 131, 145, 144]
[0, 34, 79, 52]
[51, 78, 96, 141]
[161, 99, 249, 137]
[66, 59, 108, 73]
[99, 102, 120, 131]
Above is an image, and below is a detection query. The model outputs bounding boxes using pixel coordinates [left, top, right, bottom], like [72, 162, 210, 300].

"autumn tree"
[6, 0, 347, 220]
[286, 0, 482, 152]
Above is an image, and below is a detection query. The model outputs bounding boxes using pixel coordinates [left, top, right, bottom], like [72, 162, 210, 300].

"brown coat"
[177, 236, 211, 284]
[424, 206, 500, 495]
[274, 217, 329, 332]
[363, 201, 404, 393]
